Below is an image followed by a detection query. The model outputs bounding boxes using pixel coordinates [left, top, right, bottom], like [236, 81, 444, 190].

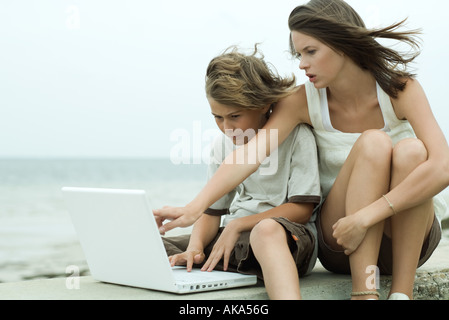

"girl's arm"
[154, 86, 309, 233]
[345, 79, 449, 231]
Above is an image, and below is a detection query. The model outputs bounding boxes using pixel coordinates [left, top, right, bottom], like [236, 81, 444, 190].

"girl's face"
[291, 31, 346, 88]
[208, 98, 270, 145]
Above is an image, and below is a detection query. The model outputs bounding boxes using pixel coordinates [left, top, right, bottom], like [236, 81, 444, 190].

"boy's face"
[208, 98, 270, 145]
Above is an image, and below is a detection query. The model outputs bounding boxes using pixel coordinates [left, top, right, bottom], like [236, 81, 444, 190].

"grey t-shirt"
[205, 124, 321, 226]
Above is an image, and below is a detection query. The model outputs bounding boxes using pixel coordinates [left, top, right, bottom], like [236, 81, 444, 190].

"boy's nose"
[223, 120, 234, 131]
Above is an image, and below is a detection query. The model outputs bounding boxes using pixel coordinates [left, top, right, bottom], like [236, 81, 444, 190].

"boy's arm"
[188, 214, 221, 251]
[228, 202, 314, 234]
[202, 125, 321, 272]
[201, 202, 314, 272]
[169, 213, 221, 271]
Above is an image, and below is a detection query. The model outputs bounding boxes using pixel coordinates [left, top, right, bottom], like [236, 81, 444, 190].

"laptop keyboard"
[173, 268, 218, 282]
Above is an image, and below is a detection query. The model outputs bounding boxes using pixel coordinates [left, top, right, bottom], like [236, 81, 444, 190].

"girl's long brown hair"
[288, 0, 421, 98]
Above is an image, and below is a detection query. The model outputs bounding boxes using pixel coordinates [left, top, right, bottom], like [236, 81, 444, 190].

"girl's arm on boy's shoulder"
[155, 86, 309, 233]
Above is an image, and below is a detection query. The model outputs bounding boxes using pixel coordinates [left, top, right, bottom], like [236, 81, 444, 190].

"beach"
[0, 158, 205, 283]
[0, 158, 448, 284]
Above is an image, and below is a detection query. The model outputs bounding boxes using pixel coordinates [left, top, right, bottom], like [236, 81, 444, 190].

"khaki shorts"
[163, 217, 316, 279]
[316, 207, 442, 275]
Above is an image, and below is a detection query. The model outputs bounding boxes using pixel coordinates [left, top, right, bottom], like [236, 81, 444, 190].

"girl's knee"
[354, 130, 393, 167]
[393, 138, 427, 172]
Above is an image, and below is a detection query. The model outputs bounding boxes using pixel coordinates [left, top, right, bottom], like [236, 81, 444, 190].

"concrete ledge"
[1, 232, 448, 300]
[0, 264, 356, 300]
[1, 264, 448, 300]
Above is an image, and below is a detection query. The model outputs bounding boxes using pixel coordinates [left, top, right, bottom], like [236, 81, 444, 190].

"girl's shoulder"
[275, 84, 311, 126]
[390, 78, 425, 120]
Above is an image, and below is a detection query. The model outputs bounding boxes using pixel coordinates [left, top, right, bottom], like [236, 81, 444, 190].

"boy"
[162, 47, 321, 299]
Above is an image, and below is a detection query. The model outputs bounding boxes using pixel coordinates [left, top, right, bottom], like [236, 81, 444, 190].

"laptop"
[61, 187, 257, 294]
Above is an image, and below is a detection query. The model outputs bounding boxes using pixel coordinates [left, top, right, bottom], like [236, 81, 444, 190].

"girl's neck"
[327, 62, 377, 108]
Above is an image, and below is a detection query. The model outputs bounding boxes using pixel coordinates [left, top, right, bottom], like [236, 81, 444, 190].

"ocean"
[1, 158, 448, 284]
[0, 158, 208, 283]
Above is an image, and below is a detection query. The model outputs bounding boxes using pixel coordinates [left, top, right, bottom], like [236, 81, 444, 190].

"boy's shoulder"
[284, 123, 315, 146]
[293, 123, 313, 135]
[292, 123, 313, 136]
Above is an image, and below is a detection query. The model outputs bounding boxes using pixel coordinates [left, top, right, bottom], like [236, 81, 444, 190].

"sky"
[1, 0, 448, 160]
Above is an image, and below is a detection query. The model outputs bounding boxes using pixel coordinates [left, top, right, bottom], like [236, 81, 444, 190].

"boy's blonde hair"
[205, 46, 297, 110]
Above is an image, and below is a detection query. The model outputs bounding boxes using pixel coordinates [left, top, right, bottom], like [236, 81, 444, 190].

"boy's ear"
[261, 104, 272, 116]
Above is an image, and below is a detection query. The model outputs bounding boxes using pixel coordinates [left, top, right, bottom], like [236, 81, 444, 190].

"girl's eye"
[295, 50, 315, 60]
[231, 114, 240, 119]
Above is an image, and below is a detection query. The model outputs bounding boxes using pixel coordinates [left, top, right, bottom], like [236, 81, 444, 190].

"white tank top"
[305, 81, 447, 223]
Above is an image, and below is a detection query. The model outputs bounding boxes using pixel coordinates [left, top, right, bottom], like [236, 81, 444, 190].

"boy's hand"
[169, 249, 206, 272]
[201, 221, 241, 272]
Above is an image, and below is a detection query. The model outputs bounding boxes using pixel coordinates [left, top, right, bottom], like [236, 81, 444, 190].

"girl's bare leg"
[320, 130, 393, 300]
[386, 138, 435, 299]
[250, 219, 302, 300]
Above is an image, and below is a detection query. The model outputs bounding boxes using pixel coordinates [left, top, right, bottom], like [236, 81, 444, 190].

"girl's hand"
[201, 221, 242, 272]
[153, 205, 202, 235]
[332, 213, 368, 255]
